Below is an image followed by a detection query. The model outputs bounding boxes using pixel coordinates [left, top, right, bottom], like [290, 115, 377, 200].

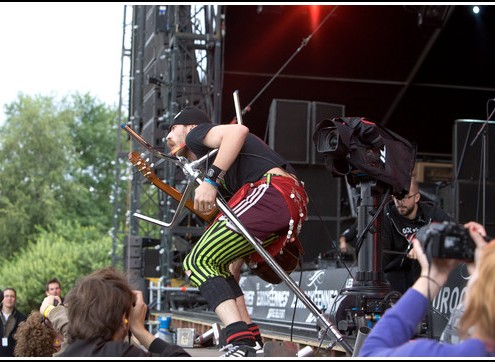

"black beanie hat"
[167, 106, 211, 131]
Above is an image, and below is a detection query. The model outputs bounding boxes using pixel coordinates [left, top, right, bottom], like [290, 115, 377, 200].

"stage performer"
[165, 106, 308, 357]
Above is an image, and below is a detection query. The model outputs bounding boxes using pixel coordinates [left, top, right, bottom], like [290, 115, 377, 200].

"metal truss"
[112, 5, 225, 307]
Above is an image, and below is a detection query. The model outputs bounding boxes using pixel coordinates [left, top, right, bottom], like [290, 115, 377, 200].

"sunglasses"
[392, 193, 418, 202]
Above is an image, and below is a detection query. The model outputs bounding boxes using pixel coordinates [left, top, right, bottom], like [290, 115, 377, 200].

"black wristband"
[206, 165, 226, 184]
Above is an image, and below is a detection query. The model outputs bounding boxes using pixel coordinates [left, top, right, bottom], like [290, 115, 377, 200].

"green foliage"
[0, 92, 126, 313]
[0, 93, 119, 256]
[0, 221, 113, 314]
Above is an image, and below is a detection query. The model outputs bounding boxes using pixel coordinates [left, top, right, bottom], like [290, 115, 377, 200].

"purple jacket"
[359, 288, 494, 357]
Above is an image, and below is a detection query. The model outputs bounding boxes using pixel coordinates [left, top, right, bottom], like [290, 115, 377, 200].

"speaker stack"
[267, 99, 352, 265]
[452, 119, 495, 235]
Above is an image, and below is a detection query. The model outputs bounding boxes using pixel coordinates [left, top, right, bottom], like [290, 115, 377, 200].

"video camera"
[415, 221, 475, 262]
[313, 117, 417, 197]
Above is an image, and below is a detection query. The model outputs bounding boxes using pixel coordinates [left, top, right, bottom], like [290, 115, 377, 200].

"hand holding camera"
[412, 221, 491, 301]
[39, 295, 63, 317]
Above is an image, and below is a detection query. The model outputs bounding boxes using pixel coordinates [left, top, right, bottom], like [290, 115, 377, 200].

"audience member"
[381, 175, 454, 294]
[45, 278, 64, 305]
[40, 295, 67, 356]
[359, 221, 495, 357]
[13, 310, 62, 357]
[46, 267, 190, 357]
[0, 288, 26, 356]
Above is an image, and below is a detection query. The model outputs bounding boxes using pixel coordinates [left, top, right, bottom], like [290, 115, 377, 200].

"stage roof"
[220, 4, 495, 158]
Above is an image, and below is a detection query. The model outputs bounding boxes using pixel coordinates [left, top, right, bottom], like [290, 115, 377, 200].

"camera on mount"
[415, 221, 475, 262]
[312, 117, 417, 197]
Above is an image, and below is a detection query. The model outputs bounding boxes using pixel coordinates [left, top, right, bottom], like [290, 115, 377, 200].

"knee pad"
[199, 276, 237, 311]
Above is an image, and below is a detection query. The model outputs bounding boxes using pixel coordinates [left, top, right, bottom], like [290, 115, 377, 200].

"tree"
[0, 220, 113, 313]
[0, 93, 118, 257]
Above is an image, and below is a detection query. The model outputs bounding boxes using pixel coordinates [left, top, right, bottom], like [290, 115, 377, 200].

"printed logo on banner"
[240, 268, 351, 323]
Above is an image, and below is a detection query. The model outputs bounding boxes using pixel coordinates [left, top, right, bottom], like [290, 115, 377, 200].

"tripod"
[329, 174, 398, 355]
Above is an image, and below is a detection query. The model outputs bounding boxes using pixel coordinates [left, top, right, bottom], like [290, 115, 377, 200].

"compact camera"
[415, 221, 475, 262]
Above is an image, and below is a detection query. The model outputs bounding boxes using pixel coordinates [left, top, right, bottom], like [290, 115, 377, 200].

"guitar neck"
[128, 151, 218, 223]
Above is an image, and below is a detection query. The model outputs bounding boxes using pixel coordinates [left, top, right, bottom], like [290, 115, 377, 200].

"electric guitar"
[128, 151, 218, 223]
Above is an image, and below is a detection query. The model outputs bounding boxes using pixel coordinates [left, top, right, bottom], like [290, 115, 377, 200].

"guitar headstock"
[128, 151, 153, 178]
[127, 151, 218, 223]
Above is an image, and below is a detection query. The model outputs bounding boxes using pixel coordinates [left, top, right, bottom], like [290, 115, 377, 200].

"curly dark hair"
[13, 310, 58, 357]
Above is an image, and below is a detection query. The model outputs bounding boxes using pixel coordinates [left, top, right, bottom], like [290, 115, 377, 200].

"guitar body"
[244, 241, 301, 284]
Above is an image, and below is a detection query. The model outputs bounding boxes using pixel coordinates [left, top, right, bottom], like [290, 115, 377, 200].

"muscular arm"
[202, 123, 249, 171]
[194, 124, 249, 212]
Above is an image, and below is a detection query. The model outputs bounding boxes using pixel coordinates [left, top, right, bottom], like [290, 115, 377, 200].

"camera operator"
[359, 221, 494, 357]
[381, 175, 454, 295]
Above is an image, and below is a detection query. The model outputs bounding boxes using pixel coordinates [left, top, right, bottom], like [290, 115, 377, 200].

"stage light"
[472, 6, 480, 14]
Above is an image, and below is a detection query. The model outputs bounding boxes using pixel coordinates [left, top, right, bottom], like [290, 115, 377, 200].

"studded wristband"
[206, 165, 226, 185]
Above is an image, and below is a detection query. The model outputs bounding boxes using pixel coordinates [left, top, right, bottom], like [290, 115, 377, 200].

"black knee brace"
[199, 276, 237, 311]
[226, 275, 244, 299]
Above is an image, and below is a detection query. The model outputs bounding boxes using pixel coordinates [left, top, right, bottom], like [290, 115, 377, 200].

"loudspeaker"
[124, 235, 143, 271]
[292, 164, 351, 264]
[268, 99, 346, 165]
[454, 180, 495, 235]
[268, 99, 311, 164]
[453, 119, 495, 183]
[144, 248, 161, 278]
[311, 101, 345, 165]
[293, 164, 340, 217]
[299, 219, 340, 265]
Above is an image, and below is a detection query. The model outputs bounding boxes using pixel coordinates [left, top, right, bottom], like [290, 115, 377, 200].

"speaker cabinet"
[292, 164, 352, 264]
[143, 248, 161, 278]
[268, 99, 345, 165]
[268, 99, 311, 164]
[294, 164, 340, 217]
[124, 235, 143, 271]
[454, 180, 495, 235]
[453, 119, 495, 182]
[299, 219, 339, 264]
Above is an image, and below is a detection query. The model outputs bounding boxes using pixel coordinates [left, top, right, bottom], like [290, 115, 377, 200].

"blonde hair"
[459, 240, 495, 341]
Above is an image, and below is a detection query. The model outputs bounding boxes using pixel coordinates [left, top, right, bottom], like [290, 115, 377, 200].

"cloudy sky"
[0, 2, 126, 123]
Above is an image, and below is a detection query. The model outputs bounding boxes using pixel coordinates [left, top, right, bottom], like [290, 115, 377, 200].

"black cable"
[425, 266, 435, 339]
[289, 255, 304, 343]
[302, 182, 355, 278]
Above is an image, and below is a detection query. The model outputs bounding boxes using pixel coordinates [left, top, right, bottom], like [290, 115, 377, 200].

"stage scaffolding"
[112, 5, 225, 309]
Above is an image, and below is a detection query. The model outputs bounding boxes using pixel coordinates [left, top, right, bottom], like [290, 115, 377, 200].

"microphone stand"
[133, 148, 354, 356]
[468, 103, 495, 227]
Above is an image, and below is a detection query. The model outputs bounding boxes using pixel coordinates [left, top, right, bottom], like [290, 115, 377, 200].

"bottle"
[155, 315, 173, 344]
